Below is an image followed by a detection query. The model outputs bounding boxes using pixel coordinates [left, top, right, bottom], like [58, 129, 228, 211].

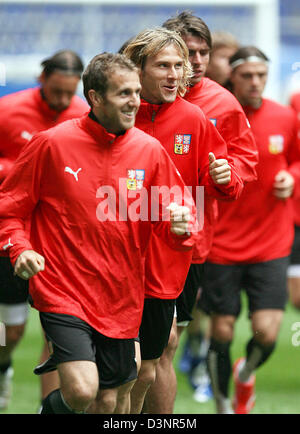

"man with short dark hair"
[0, 49, 88, 410]
[288, 91, 300, 310]
[124, 26, 243, 414]
[201, 46, 300, 414]
[163, 11, 258, 406]
[0, 52, 196, 414]
[206, 31, 240, 86]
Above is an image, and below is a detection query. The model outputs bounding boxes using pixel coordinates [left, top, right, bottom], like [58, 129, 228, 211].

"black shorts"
[176, 263, 203, 324]
[139, 298, 175, 360]
[290, 225, 300, 265]
[0, 256, 29, 304]
[199, 257, 289, 317]
[35, 312, 137, 389]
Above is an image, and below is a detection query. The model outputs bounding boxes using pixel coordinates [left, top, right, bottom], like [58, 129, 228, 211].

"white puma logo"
[64, 166, 82, 182]
[3, 238, 13, 251]
[21, 131, 33, 141]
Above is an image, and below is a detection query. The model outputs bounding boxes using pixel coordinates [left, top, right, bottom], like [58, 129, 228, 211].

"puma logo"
[3, 238, 13, 251]
[21, 131, 33, 141]
[64, 166, 82, 182]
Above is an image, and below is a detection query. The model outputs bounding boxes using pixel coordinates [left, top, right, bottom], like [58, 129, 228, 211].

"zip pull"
[151, 111, 156, 122]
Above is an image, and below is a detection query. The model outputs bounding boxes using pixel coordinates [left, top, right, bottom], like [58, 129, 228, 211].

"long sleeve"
[0, 133, 48, 264]
[218, 109, 258, 184]
[199, 117, 244, 201]
[0, 158, 15, 183]
[287, 115, 300, 200]
[150, 146, 199, 251]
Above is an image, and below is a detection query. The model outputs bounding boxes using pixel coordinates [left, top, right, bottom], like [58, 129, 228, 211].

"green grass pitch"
[1, 300, 300, 414]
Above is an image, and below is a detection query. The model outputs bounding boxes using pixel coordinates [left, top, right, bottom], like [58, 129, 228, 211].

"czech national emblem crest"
[174, 134, 191, 155]
[268, 135, 284, 154]
[127, 169, 145, 190]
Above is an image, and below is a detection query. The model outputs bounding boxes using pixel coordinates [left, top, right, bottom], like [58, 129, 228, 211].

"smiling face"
[139, 43, 184, 104]
[230, 61, 268, 108]
[91, 68, 141, 135]
[182, 34, 210, 86]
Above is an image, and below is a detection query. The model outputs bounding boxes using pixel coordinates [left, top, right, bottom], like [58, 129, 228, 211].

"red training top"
[0, 87, 88, 182]
[184, 77, 258, 262]
[135, 96, 243, 298]
[290, 91, 300, 226]
[208, 98, 300, 264]
[0, 114, 196, 338]
[290, 91, 300, 113]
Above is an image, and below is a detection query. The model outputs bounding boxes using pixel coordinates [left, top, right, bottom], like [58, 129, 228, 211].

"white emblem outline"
[3, 238, 13, 251]
[64, 166, 82, 182]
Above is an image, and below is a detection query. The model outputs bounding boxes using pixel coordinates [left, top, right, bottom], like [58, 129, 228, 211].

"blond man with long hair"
[123, 27, 243, 413]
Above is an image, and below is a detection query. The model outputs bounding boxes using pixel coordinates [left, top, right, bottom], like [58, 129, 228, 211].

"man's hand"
[209, 152, 231, 185]
[273, 170, 294, 199]
[167, 202, 191, 236]
[14, 249, 45, 280]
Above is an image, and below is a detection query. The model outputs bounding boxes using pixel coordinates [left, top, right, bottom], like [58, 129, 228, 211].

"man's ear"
[88, 89, 103, 107]
[38, 71, 46, 86]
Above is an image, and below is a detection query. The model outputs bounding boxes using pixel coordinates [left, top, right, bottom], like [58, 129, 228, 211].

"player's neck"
[236, 95, 263, 110]
[141, 94, 163, 105]
[250, 98, 263, 109]
[190, 77, 203, 88]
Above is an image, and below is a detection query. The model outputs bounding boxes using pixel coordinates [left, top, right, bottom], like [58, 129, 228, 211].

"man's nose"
[167, 66, 178, 78]
[191, 51, 202, 64]
[59, 93, 71, 108]
[251, 75, 260, 86]
[128, 92, 140, 106]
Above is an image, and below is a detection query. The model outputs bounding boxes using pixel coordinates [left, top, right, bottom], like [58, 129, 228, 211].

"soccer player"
[199, 46, 300, 414]
[288, 91, 300, 309]
[290, 91, 300, 112]
[160, 11, 257, 406]
[0, 50, 88, 410]
[123, 27, 244, 414]
[0, 52, 196, 414]
[206, 31, 239, 86]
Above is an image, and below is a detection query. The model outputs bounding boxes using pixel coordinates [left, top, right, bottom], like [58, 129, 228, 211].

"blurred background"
[0, 0, 299, 103]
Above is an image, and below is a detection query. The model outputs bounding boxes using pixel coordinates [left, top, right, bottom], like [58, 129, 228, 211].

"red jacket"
[135, 96, 243, 298]
[290, 91, 300, 226]
[0, 114, 196, 338]
[184, 78, 258, 262]
[208, 99, 300, 264]
[0, 87, 88, 182]
[290, 92, 300, 113]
